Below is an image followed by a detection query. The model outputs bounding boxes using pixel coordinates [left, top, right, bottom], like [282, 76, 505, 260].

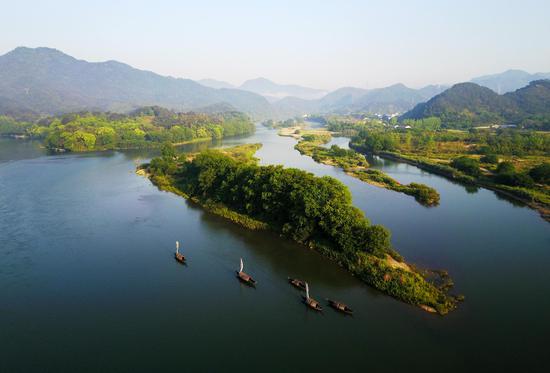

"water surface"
[1, 127, 549, 372]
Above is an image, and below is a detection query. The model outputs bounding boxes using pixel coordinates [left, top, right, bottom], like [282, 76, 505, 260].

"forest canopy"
[0, 106, 255, 151]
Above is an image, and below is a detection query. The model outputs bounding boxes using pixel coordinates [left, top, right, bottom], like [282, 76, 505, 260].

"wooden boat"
[174, 241, 185, 264]
[327, 299, 354, 315]
[302, 283, 323, 312]
[236, 258, 257, 286]
[288, 277, 307, 291]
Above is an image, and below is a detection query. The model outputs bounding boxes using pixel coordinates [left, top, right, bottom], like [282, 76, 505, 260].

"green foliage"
[295, 134, 440, 206]
[154, 150, 395, 257]
[496, 161, 516, 174]
[402, 117, 441, 131]
[494, 171, 534, 188]
[402, 80, 550, 129]
[0, 116, 33, 135]
[0, 108, 255, 152]
[451, 157, 481, 177]
[529, 163, 550, 184]
[355, 169, 440, 206]
[480, 154, 499, 164]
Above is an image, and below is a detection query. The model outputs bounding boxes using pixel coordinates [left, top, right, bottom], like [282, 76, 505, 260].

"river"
[0, 129, 549, 372]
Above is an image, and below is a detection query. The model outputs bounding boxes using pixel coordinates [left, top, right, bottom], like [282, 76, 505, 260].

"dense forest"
[0, 106, 255, 151]
[143, 145, 459, 314]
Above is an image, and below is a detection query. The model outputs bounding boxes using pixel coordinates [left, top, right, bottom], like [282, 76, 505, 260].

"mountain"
[316, 87, 369, 111]
[272, 96, 321, 118]
[239, 77, 327, 101]
[471, 69, 550, 94]
[311, 84, 447, 115]
[402, 80, 550, 128]
[0, 47, 272, 118]
[197, 79, 235, 89]
[352, 84, 447, 114]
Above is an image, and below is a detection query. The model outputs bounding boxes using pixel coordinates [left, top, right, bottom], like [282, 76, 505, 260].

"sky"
[1, 0, 549, 90]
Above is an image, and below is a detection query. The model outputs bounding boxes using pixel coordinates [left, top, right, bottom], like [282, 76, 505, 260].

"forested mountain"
[402, 80, 550, 129]
[0, 47, 272, 118]
[239, 77, 327, 101]
[471, 69, 550, 94]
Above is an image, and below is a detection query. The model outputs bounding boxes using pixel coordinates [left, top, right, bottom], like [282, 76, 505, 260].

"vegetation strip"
[140, 143, 460, 314]
[289, 129, 440, 206]
[0, 106, 255, 152]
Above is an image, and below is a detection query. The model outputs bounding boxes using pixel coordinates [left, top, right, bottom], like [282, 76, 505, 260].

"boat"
[236, 258, 257, 286]
[327, 299, 354, 315]
[288, 277, 307, 291]
[302, 282, 323, 312]
[174, 241, 185, 264]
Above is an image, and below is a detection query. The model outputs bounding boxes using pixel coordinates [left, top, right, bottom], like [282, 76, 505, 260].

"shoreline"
[362, 149, 550, 223]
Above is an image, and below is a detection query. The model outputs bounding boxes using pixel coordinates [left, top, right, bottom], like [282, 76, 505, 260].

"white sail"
[176, 241, 179, 254]
[239, 258, 244, 273]
[305, 282, 310, 300]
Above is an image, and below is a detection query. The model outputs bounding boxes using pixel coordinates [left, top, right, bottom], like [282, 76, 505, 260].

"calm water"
[1, 128, 549, 372]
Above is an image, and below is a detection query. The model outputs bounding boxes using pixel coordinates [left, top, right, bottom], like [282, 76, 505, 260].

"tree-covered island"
[140, 144, 460, 314]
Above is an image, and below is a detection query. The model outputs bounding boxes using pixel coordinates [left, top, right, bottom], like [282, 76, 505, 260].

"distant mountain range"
[0, 47, 273, 118]
[238, 77, 327, 101]
[471, 69, 550, 94]
[198, 77, 327, 102]
[1, 47, 548, 121]
[271, 83, 449, 117]
[402, 80, 550, 128]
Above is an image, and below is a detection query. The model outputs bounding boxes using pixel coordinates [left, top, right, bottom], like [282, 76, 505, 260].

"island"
[139, 143, 461, 314]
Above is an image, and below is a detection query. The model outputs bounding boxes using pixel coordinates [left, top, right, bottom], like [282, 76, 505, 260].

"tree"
[496, 161, 515, 174]
[529, 163, 550, 184]
[481, 154, 499, 164]
[451, 157, 480, 177]
[161, 142, 176, 159]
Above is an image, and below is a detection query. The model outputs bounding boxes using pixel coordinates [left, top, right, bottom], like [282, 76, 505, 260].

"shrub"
[494, 172, 534, 187]
[451, 156, 480, 177]
[529, 163, 550, 184]
[496, 161, 515, 174]
[481, 154, 499, 164]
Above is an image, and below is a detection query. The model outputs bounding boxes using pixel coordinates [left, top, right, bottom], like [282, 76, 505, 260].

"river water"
[0, 129, 549, 372]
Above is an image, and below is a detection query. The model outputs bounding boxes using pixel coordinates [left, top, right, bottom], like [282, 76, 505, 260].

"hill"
[471, 69, 550, 94]
[0, 47, 272, 118]
[402, 80, 550, 129]
[197, 79, 235, 89]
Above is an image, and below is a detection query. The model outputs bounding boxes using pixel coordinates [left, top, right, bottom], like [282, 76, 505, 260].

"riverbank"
[291, 132, 440, 206]
[139, 144, 459, 314]
[358, 148, 550, 222]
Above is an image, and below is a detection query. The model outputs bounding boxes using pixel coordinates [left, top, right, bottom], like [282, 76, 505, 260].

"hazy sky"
[2, 0, 549, 90]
